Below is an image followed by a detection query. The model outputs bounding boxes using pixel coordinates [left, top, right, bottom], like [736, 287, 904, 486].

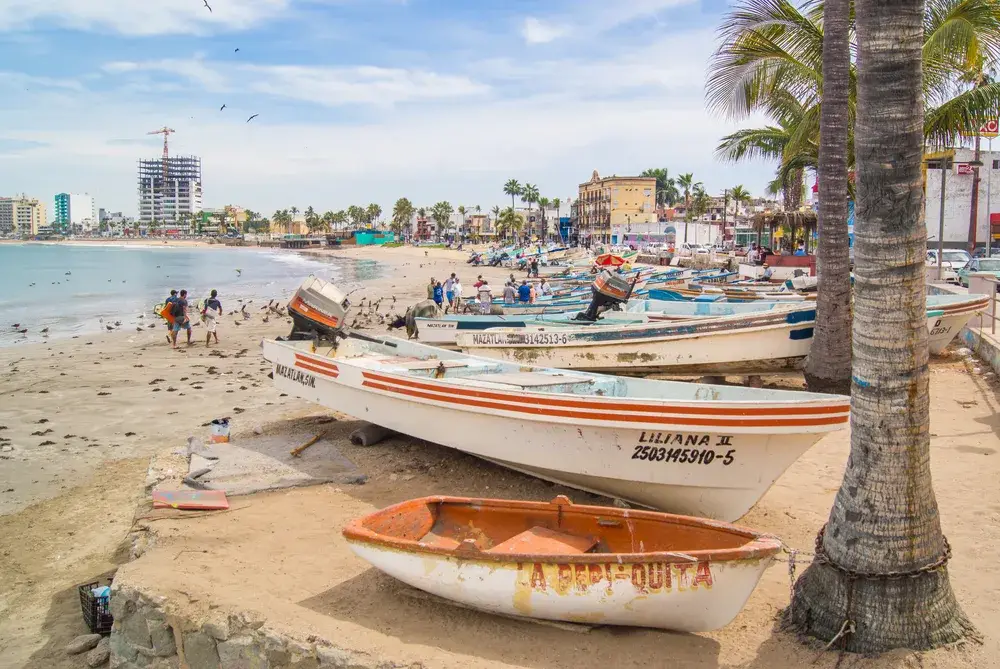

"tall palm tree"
[431, 201, 453, 242]
[346, 205, 365, 228]
[332, 210, 347, 232]
[676, 173, 697, 241]
[640, 168, 680, 207]
[802, 0, 853, 393]
[521, 183, 540, 237]
[728, 185, 751, 241]
[392, 198, 415, 240]
[457, 205, 467, 240]
[503, 179, 522, 211]
[537, 197, 550, 240]
[790, 0, 975, 650]
[496, 207, 524, 242]
[366, 203, 382, 228]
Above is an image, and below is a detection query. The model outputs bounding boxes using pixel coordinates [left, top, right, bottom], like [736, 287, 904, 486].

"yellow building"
[577, 171, 656, 242]
[0, 195, 46, 236]
[465, 213, 491, 238]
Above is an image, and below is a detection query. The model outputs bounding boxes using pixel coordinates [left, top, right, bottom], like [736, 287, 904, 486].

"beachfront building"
[923, 147, 1000, 250]
[98, 209, 133, 236]
[137, 155, 204, 227]
[54, 193, 97, 234]
[0, 195, 47, 236]
[577, 171, 656, 244]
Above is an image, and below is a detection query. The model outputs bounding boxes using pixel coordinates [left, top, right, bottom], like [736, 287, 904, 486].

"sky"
[0, 0, 775, 218]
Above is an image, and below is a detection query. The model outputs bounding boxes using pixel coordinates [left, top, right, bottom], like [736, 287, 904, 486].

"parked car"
[926, 249, 971, 284]
[957, 257, 1000, 288]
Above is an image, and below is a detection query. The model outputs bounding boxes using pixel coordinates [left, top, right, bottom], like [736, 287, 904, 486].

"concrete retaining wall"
[108, 583, 420, 669]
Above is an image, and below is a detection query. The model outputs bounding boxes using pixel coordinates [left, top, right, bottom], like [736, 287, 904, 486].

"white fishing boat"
[262, 329, 848, 521]
[456, 305, 818, 375]
[926, 293, 989, 353]
[413, 311, 649, 345]
[343, 495, 781, 631]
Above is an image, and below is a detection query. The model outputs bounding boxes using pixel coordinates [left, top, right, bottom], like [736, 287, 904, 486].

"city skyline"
[0, 0, 774, 217]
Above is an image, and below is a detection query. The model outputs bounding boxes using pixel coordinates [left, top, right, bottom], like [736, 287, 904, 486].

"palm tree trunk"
[804, 0, 852, 393]
[969, 134, 981, 252]
[790, 0, 975, 651]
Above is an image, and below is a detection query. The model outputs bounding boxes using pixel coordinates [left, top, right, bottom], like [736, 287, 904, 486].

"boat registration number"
[631, 444, 735, 466]
[470, 332, 569, 346]
[275, 363, 316, 388]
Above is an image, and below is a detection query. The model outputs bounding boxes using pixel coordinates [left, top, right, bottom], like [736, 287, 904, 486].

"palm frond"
[925, 79, 1000, 144]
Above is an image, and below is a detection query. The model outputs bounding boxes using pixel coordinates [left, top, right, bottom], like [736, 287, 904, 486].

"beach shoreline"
[0, 244, 996, 668]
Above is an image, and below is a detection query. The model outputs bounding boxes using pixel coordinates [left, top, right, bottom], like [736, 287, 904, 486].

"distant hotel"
[54, 192, 97, 234]
[0, 195, 47, 236]
[137, 155, 203, 226]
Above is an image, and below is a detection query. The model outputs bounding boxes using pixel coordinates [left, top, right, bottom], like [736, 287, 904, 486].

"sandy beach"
[1, 245, 997, 668]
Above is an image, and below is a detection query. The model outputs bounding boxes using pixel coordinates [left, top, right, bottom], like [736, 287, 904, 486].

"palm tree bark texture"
[790, 0, 976, 652]
[804, 0, 852, 393]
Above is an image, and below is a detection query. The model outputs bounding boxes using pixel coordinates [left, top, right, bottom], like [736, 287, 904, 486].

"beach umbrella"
[594, 253, 626, 267]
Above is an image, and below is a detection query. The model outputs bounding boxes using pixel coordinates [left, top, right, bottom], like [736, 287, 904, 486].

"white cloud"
[0, 0, 288, 35]
[103, 58, 228, 90]
[521, 18, 568, 44]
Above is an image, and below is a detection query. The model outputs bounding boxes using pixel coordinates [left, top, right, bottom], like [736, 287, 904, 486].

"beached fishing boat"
[413, 312, 649, 345]
[926, 293, 989, 353]
[343, 495, 781, 631]
[650, 287, 814, 303]
[262, 332, 848, 520]
[456, 305, 818, 375]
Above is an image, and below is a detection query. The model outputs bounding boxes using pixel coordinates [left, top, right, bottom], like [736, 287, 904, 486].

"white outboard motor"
[287, 275, 351, 343]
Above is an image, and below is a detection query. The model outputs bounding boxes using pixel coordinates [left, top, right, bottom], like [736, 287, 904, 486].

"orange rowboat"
[344, 495, 780, 631]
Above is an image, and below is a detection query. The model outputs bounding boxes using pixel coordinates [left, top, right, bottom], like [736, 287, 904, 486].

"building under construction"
[137, 155, 203, 226]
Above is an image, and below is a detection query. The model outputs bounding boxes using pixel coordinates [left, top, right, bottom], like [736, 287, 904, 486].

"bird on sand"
[40, 327, 49, 334]
[246, 114, 259, 123]
[17, 329, 27, 335]
[12, 324, 20, 328]
[106, 325, 114, 332]
[220, 104, 226, 111]
[235, 268, 242, 276]
[203, 0, 212, 11]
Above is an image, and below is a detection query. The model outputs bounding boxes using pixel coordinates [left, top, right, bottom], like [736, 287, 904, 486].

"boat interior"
[278, 335, 837, 403]
[347, 496, 766, 558]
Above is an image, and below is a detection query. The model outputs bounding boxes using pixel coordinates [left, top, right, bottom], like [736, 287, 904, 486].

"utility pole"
[722, 189, 729, 246]
[926, 157, 952, 280]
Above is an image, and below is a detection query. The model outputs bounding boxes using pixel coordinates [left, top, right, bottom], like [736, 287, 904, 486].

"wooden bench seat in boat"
[487, 527, 598, 555]
[459, 371, 594, 388]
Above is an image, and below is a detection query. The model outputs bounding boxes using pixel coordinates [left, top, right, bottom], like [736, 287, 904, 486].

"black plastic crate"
[78, 580, 114, 635]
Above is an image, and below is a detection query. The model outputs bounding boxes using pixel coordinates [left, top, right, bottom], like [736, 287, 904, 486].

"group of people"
[428, 274, 465, 314]
[163, 288, 223, 349]
[501, 275, 552, 305]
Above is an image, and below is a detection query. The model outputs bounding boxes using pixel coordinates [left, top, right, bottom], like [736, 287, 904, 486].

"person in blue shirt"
[794, 243, 807, 256]
[518, 280, 532, 303]
[432, 281, 444, 309]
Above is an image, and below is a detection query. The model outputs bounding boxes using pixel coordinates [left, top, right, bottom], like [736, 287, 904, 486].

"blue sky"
[0, 0, 772, 217]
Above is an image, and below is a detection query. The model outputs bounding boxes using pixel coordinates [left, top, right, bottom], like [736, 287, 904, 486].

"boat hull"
[456, 311, 816, 376]
[262, 340, 844, 520]
[345, 540, 772, 631]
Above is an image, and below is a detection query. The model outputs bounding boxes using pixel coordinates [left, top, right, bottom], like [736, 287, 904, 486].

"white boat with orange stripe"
[262, 335, 849, 521]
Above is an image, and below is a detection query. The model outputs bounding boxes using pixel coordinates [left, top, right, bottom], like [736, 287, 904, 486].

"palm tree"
[457, 205, 467, 240]
[537, 197, 550, 240]
[392, 198, 415, 240]
[728, 185, 751, 241]
[366, 203, 382, 228]
[790, 0, 975, 651]
[320, 211, 334, 233]
[332, 210, 347, 232]
[305, 206, 318, 232]
[640, 168, 680, 207]
[521, 183, 540, 237]
[430, 201, 453, 242]
[503, 179, 522, 211]
[346, 205, 365, 228]
[496, 207, 524, 242]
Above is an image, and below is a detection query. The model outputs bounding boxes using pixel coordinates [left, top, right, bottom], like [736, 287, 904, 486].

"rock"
[316, 645, 355, 668]
[66, 633, 103, 655]
[217, 635, 258, 667]
[203, 619, 230, 641]
[182, 631, 219, 669]
[120, 607, 152, 648]
[86, 637, 111, 667]
[147, 620, 176, 657]
[1, 445, 12, 453]
[973, 366, 983, 374]
[253, 426, 264, 435]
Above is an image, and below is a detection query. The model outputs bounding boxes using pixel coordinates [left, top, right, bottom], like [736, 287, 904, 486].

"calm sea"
[0, 243, 380, 347]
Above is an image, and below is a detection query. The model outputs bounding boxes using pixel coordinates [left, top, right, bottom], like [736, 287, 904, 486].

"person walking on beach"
[163, 289, 178, 344]
[427, 277, 437, 300]
[477, 280, 493, 314]
[451, 277, 463, 314]
[170, 289, 192, 349]
[539, 278, 552, 297]
[432, 281, 444, 310]
[518, 280, 531, 303]
[503, 281, 516, 305]
[202, 289, 222, 347]
[444, 273, 456, 310]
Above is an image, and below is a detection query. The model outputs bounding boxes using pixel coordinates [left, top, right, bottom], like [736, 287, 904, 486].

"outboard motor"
[286, 275, 351, 345]
[574, 270, 637, 322]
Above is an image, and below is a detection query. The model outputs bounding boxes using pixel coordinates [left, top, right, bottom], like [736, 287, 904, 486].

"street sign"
[957, 163, 974, 175]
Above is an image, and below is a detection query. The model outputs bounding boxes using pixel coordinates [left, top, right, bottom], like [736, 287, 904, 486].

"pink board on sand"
[152, 489, 230, 510]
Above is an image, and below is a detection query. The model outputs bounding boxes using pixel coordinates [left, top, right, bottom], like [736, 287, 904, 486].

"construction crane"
[146, 127, 175, 227]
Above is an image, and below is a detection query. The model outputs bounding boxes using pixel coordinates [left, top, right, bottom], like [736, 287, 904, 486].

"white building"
[55, 193, 97, 234]
[137, 155, 203, 225]
[924, 147, 1000, 249]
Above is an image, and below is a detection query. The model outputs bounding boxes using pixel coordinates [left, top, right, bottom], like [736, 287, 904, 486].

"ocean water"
[0, 243, 380, 347]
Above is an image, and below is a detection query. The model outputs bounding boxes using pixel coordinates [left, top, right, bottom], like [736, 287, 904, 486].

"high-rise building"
[0, 195, 47, 236]
[53, 193, 97, 233]
[137, 155, 203, 226]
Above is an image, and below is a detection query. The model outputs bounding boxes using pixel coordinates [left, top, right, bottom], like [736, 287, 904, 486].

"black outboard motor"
[574, 270, 637, 322]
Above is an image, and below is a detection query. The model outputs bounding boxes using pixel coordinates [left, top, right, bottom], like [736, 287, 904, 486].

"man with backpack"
[170, 289, 192, 349]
